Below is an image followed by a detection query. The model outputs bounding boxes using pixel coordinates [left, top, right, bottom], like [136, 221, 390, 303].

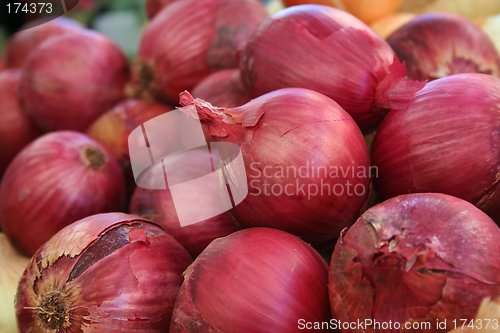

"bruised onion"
[0, 69, 39, 177]
[20, 30, 130, 131]
[0, 234, 29, 333]
[387, 13, 500, 80]
[179, 88, 370, 244]
[241, 5, 424, 131]
[170, 228, 331, 332]
[131, 0, 268, 103]
[191, 70, 251, 107]
[329, 193, 500, 333]
[372, 74, 500, 222]
[0, 131, 125, 255]
[5, 18, 82, 68]
[16, 213, 192, 332]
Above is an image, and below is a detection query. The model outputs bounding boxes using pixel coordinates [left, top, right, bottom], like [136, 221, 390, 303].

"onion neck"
[82, 146, 106, 170]
[126, 61, 156, 101]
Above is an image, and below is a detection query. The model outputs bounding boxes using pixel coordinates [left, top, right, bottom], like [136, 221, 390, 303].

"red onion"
[131, 0, 268, 103]
[145, 0, 177, 19]
[179, 88, 370, 244]
[240, 5, 424, 131]
[0, 131, 125, 255]
[191, 69, 251, 107]
[20, 30, 130, 131]
[329, 193, 500, 333]
[5, 17, 82, 68]
[372, 74, 500, 222]
[16, 213, 192, 332]
[387, 13, 500, 80]
[0, 69, 40, 177]
[170, 228, 331, 332]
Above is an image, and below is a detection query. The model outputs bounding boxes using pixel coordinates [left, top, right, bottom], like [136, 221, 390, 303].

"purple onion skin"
[372, 73, 500, 223]
[329, 193, 500, 333]
[16, 213, 192, 332]
[387, 13, 500, 81]
[191, 69, 251, 107]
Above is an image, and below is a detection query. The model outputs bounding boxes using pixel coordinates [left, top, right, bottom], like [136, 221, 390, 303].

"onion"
[370, 13, 415, 38]
[131, 0, 268, 103]
[0, 69, 40, 177]
[372, 74, 500, 222]
[5, 17, 82, 68]
[170, 228, 331, 332]
[283, 0, 403, 24]
[387, 13, 500, 80]
[240, 5, 424, 131]
[145, 0, 177, 19]
[0, 234, 29, 333]
[0, 131, 126, 255]
[20, 30, 130, 131]
[191, 70, 251, 107]
[329, 193, 500, 332]
[179, 88, 370, 244]
[16, 213, 192, 332]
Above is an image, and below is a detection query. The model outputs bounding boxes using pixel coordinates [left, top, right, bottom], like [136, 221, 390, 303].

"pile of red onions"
[0, 131, 125, 255]
[329, 193, 500, 332]
[240, 5, 424, 131]
[20, 30, 130, 131]
[16, 213, 192, 332]
[0, 69, 39, 176]
[179, 88, 370, 244]
[387, 13, 500, 80]
[145, 0, 177, 19]
[372, 73, 500, 222]
[5, 17, 82, 68]
[191, 69, 251, 107]
[170, 228, 331, 332]
[131, 0, 268, 103]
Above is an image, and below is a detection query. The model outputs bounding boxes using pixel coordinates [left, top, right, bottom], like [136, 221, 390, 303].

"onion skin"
[180, 88, 370, 244]
[0, 69, 40, 177]
[372, 74, 500, 223]
[387, 13, 500, 80]
[145, 0, 177, 19]
[133, 0, 268, 103]
[241, 5, 424, 131]
[20, 30, 130, 131]
[329, 193, 500, 333]
[5, 18, 82, 68]
[16, 213, 192, 332]
[170, 228, 332, 332]
[0, 131, 126, 255]
[191, 70, 251, 107]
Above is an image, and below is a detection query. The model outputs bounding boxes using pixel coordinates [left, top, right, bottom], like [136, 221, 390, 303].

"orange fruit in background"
[282, 0, 403, 24]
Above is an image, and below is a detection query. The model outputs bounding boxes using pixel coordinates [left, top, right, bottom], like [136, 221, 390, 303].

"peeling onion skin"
[0, 69, 40, 177]
[329, 193, 500, 333]
[0, 131, 126, 256]
[372, 74, 500, 223]
[15, 213, 192, 333]
[5, 18, 82, 69]
[179, 88, 371, 244]
[133, 0, 269, 104]
[170, 228, 332, 333]
[191, 70, 251, 107]
[240, 5, 424, 132]
[387, 13, 500, 81]
[20, 30, 130, 131]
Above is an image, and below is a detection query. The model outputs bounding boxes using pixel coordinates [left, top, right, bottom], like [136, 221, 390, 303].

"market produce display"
[0, 0, 498, 332]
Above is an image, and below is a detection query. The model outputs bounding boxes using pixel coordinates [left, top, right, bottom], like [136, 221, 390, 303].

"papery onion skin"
[20, 30, 130, 131]
[0, 69, 40, 177]
[145, 0, 177, 19]
[387, 13, 500, 80]
[0, 131, 126, 255]
[191, 70, 251, 107]
[329, 193, 500, 333]
[240, 5, 424, 131]
[180, 88, 370, 244]
[372, 74, 500, 222]
[133, 0, 269, 103]
[170, 228, 331, 333]
[16, 213, 192, 332]
[5, 18, 82, 68]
